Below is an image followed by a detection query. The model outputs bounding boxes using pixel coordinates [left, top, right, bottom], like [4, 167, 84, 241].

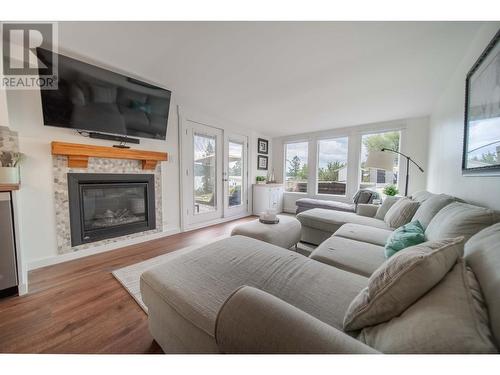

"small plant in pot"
[383, 184, 399, 196]
[256, 176, 266, 185]
[0, 151, 24, 184]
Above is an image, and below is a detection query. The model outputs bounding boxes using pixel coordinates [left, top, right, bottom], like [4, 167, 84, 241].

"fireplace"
[68, 173, 156, 246]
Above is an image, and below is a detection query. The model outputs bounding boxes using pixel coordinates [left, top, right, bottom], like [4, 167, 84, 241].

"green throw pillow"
[385, 220, 425, 258]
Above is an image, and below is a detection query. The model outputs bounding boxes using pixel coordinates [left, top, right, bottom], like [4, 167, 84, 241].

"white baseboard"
[27, 226, 181, 271]
[18, 283, 28, 295]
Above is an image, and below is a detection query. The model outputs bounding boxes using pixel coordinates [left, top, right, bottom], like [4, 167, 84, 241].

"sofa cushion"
[425, 202, 499, 242]
[410, 190, 435, 204]
[295, 198, 355, 214]
[411, 193, 455, 229]
[343, 237, 463, 331]
[358, 259, 498, 353]
[334, 223, 393, 247]
[384, 197, 420, 229]
[384, 220, 425, 258]
[297, 208, 390, 234]
[141, 235, 368, 338]
[374, 196, 400, 220]
[310, 236, 386, 277]
[465, 223, 500, 347]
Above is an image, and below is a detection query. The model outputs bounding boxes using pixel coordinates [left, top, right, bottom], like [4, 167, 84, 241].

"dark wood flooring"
[0, 216, 255, 353]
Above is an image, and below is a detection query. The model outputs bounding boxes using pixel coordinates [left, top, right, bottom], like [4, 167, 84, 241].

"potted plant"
[0, 151, 24, 184]
[256, 176, 266, 185]
[383, 184, 399, 196]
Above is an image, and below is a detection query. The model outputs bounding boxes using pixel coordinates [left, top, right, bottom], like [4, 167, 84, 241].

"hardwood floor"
[0, 216, 255, 354]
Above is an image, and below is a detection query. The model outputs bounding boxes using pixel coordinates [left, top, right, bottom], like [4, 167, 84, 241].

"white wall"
[427, 23, 500, 210]
[272, 116, 429, 213]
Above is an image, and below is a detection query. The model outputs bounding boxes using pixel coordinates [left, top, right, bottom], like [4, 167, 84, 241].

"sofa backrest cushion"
[374, 196, 400, 220]
[343, 237, 463, 331]
[465, 223, 500, 347]
[384, 197, 420, 229]
[357, 259, 498, 353]
[412, 193, 456, 229]
[410, 190, 435, 204]
[425, 202, 499, 242]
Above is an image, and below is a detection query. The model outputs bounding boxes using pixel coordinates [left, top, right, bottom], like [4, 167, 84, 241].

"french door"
[181, 119, 248, 229]
[224, 133, 248, 218]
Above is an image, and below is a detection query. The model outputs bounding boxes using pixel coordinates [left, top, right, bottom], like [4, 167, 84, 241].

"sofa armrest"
[215, 286, 378, 354]
[356, 203, 379, 217]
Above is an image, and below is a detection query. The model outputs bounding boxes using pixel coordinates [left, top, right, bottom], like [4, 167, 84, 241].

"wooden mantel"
[0, 183, 19, 192]
[51, 141, 168, 170]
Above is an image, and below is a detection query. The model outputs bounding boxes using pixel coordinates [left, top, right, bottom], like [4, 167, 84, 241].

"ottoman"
[231, 215, 301, 249]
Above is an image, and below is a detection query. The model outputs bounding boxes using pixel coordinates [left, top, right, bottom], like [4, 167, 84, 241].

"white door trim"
[179, 107, 252, 232]
[181, 119, 223, 229]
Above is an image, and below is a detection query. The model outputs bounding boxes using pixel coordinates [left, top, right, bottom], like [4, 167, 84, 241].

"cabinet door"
[253, 186, 269, 214]
[269, 188, 278, 212]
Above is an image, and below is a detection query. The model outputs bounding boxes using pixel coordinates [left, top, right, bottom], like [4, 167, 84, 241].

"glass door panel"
[224, 133, 248, 217]
[228, 141, 243, 207]
[193, 133, 217, 215]
[181, 119, 223, 228]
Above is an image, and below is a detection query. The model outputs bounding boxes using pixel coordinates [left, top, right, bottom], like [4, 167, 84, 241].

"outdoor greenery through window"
[285, 142, 308, 192]
[317, 137, 348, 195]
[360, 131, 401, 195]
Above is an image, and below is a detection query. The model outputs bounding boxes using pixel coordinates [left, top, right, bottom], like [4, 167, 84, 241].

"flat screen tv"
[37, 48, 171, 140]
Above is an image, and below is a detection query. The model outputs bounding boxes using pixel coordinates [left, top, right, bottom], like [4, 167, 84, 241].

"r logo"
[2, 23, 55, 76]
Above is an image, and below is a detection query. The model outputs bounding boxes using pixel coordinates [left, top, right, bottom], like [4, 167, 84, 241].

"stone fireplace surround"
[53, 155, 162, 254]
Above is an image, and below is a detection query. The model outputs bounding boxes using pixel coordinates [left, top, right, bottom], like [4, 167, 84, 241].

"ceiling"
[59, 21, 484, 137]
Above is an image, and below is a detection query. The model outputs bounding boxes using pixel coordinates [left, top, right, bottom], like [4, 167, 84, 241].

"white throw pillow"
[384, 197, 419, 229]
[374, 196, 400, 220]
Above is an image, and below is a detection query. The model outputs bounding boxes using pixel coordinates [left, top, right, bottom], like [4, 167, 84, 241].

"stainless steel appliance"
[0, 192, 18, 296]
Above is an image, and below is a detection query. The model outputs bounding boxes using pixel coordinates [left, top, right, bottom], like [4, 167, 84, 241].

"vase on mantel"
[0, 167, 20, 184]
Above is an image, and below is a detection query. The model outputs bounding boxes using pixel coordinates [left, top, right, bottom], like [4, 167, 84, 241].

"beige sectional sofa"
[140, 190, 500, 354]
[297, 191, 457, 246]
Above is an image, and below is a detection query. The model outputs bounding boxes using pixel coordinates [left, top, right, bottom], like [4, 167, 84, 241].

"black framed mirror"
[463, 28, 500, 175]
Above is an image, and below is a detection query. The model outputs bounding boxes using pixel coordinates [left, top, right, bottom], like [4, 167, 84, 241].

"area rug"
[112, 237, 316, 313]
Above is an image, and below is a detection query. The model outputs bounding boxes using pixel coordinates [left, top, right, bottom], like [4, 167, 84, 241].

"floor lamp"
[365, 149, 424, 196]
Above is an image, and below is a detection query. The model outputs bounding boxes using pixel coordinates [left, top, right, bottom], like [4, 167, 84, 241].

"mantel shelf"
[51, 141, 168, 170]
[0, 183, 19, 192]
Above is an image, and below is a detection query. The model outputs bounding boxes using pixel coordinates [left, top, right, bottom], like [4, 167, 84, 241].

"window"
[284, 142, 308, 192]
[360, 131, 401, 195]
[317, 137, 348, 195]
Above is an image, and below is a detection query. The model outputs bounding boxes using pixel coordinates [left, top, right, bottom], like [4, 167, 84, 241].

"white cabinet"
[253, 184, 284, 214]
